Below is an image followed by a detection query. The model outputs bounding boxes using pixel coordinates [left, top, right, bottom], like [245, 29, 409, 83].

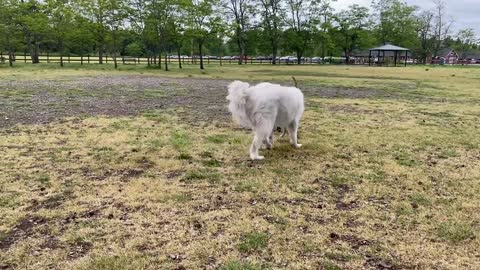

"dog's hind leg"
[287, 121, 302, 149]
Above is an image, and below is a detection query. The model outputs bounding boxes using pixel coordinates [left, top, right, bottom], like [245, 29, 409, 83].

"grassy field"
[0, 63, 479, 269]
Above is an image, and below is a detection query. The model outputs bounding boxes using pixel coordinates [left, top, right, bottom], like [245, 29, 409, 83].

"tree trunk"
[164, 51, 168, 71]
[158, 53, 162, 68]
[112, 31, 118, 69]
[237, 34, 244, 65]
[8, 47, 13, 67]
[177, 48, 182, 69]
[30, 34, 40, 64]
[199, 42, 204, 70]
[59, 40, 64, 67]
[271, 40, 277, 65]
[98, 44, 104, 64]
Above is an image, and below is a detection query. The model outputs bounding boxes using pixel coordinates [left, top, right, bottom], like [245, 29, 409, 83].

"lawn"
[0, 63, 479, 269]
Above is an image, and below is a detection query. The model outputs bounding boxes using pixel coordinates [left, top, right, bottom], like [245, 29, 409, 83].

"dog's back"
[248, 83, 304, 127]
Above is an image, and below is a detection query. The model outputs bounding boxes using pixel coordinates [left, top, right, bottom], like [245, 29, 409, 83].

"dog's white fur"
[227, 81, 304, 160]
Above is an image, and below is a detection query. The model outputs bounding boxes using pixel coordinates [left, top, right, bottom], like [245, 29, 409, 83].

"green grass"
[436, 221, 476, 242]
[0, 64, 479, 269]
[220, 261, 264, 270]
[238, 232, 269, 253]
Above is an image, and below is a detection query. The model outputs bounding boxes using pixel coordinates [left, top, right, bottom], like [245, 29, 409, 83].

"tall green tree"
[45, 0, 75, 66]
[0, 0, 21, 66]
[318, 0, 335, 59]
[103, 0, 130, 68]
[372, 0, 418, 48]
[415, 10, 434, 64]
[224, 0, 254, 64]
[76, 0, 112, 63]
[183, 0, 221, 69]
[283, 0, 321, 64]
[18, 0, 50, 63]
[333, 4, 371, 64]
[258, 0, 283, 63]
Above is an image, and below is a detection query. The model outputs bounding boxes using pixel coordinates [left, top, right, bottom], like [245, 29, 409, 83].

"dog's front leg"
[250, 134, 264, 160]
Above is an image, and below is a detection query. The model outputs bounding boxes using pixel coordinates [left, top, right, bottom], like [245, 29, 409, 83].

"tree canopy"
[0, 0, 478, 68]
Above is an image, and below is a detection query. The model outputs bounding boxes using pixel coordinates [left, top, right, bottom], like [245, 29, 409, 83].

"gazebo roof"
[369, 44, 409, 51]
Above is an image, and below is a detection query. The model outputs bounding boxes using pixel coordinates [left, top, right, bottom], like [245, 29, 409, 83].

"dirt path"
[0, 75, 382, 128]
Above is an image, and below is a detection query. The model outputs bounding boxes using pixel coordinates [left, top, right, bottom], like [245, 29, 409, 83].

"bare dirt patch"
[0, 215, 48, 250]
[0, 75, 383, 128]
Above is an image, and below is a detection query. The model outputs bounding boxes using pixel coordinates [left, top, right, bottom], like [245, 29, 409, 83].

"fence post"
[68, 55, 70, 63]
[81, 55, 83, 65]
[87, 54, 90, 64]
[24, 52, 27, 63]
[47, 52, 49, 63]
[122, 56, 125, 64]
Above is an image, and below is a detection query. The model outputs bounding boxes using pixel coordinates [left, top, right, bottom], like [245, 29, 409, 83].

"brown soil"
[0, 75, 382, 129]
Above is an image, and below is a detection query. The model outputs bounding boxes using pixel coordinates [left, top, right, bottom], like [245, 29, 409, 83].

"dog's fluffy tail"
[227, 81, 252, 128]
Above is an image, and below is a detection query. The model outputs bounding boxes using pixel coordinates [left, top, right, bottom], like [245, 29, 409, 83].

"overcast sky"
[331, 0, 479, 36]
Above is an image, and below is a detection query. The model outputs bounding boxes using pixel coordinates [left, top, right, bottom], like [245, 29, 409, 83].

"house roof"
[345, 49, 411, 57]
[369, 44, 410, 51]
[437, 48, 458, 57]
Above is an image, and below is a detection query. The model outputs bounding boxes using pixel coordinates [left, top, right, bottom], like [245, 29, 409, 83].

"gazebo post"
[368, 50, 372, 66]
[394, 51, 397, 67]
[405, 50, 408, 67]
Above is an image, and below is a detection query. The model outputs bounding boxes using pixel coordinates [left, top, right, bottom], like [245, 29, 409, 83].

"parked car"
[279, 56, 295, 63]
[312, 56, 322, 63]
[222, 56, 232, 60]
[231, 56, 250, 60]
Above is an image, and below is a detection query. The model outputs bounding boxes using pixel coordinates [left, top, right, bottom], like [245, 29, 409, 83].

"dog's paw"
[294, 144, 302, 149]
[250, 155, 265, 160]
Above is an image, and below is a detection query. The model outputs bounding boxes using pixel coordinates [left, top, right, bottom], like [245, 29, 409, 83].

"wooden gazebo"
[369, 44, 410, 67]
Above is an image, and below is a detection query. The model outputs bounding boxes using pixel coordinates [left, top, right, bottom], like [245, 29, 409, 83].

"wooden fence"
[0, 53, 356, 66]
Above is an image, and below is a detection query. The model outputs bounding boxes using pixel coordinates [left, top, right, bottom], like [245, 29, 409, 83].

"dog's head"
[227, 81, 250, 97]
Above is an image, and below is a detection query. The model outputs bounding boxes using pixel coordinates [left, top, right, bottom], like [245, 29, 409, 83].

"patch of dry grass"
[1, 65, 480, 269]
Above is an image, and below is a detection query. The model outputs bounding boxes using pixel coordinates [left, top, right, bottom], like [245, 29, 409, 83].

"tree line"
[0, 0, 478, 68]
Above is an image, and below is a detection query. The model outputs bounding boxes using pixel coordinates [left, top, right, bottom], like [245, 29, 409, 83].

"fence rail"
[4, 53, 477, 66]
[0, 53, 376, 66]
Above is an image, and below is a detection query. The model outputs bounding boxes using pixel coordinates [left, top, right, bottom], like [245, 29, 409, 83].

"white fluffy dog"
[227, 81, 304, 160]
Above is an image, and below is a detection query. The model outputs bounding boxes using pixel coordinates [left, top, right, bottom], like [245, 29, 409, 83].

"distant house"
[459, 52, 480, 64]
[435, 48, 459, 64]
